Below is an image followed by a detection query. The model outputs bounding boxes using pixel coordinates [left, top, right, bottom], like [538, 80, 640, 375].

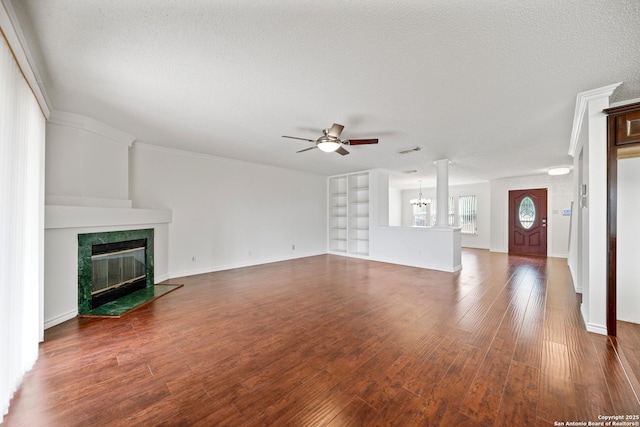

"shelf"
[329, 172, 370, 256]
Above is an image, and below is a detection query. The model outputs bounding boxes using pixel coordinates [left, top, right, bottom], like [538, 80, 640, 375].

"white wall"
[371, 226, 462, 272]
[617, 156, 640, 324]
[489, 173, 573, 258]
[567, 122, 588, 292]
[45, 111, 135, 207]
[399, 182, 491, 249]
[566, 85, 620, 335]
[129, 143, 327, 278]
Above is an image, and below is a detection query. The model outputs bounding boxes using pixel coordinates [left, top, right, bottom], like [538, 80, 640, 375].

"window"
[411, 194, 477, 233]
[518, 196, 535, 229]
[418, 199, 443, 226]
[458, 195, 477, 234]
[448, 196, 455, 226]
[1, 34, 46, 422]
[431, 201, 438, 226]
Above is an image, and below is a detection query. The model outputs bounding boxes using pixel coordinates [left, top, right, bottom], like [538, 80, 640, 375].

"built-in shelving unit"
[328, 175, 348, 253]
[348, 173, 369, 255]
[328, 172, 369, 256]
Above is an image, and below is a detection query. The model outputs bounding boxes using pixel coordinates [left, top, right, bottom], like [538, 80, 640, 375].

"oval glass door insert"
[518, 196, 536, 229]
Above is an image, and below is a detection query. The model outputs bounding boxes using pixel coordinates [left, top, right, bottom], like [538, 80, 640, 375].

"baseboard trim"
[154, 273, 171, 283]
[580, 304, 608, 335]
[549, 253, 569, 259]
[585, 320, 608, 335]
[461, 244, 490, 250]
[168, 251, 327, 280]
[617, 316, 640, 324]
[568, 263, 582, 293]
[44, 309, 77, 330]
[366, 255, 462, 273]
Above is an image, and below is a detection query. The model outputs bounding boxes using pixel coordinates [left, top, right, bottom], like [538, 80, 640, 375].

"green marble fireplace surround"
[78, 228, 154, 314]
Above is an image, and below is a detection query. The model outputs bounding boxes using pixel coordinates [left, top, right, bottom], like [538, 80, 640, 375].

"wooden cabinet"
[607, 101, 640, 146]
[328, 172, 369, 256]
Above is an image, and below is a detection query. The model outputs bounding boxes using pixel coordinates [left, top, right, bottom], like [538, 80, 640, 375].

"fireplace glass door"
[92, 247, 146, 295]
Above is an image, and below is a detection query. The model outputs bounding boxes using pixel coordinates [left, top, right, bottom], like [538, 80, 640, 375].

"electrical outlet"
[191, 256, 196, 262]
[292, 244, 295, 250]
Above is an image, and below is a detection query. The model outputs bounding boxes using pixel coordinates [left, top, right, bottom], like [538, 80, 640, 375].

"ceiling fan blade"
[327, 124, 344, 139]
[282, 135, 315, 142]
[296, 146, 317, 153]
[346, 138, 378, 145]
[335, 146, 350, 156]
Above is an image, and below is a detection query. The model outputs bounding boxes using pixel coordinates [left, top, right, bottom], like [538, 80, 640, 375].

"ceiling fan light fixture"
[316, 137, 341, 152]
[548, 167, 571, 176]
[284, 123, 375, 155]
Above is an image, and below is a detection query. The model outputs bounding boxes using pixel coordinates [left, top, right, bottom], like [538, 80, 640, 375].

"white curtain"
[0, 33, 45, 423]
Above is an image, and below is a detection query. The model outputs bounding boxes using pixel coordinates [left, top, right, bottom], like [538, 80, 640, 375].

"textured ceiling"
[7, 0, 640, 188]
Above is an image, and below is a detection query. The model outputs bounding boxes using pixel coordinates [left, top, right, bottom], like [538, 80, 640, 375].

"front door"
[509, 188, 548, 256]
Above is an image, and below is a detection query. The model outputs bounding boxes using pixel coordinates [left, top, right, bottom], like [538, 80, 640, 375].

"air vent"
[398, 146, 421, 155]
[403, 169, 418, 174]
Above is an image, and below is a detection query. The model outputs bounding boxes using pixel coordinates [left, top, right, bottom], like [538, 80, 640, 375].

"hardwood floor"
[618, 320, 640, 393]
[4, 250, 639, 426]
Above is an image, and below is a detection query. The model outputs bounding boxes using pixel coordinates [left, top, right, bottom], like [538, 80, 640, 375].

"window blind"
[458, 195, 478, 234]
[0, 32, 45, 423]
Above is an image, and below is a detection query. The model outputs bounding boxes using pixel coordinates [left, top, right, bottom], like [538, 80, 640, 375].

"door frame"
[605, 101, 640, 337]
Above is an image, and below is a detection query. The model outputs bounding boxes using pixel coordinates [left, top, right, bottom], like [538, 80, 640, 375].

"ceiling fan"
[282, 123, 378, 155]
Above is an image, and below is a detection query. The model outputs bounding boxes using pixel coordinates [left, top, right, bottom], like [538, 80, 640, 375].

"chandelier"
[410, 180, 429, 207]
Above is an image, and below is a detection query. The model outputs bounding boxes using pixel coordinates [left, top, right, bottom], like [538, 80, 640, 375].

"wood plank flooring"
[4, 250, 639, 426]
[618, 320, 640, 392]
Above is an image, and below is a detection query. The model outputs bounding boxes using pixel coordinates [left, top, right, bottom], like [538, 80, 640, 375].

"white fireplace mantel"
[45, 205, 171, 229]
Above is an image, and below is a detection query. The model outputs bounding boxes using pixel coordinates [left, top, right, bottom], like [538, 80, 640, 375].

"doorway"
[605, 101, 640, 338]
[508, 188, 548, 256]
[614, 153, 640, 382]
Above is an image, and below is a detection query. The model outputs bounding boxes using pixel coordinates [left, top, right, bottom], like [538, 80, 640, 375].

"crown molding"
[1, 0, 51, 117]
[48, 110, 136, 146]
[568, 82, 621, 157]
[608, 96, 640, 109]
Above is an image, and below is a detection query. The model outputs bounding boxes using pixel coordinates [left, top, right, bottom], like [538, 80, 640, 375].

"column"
[434, 159, 451, 228]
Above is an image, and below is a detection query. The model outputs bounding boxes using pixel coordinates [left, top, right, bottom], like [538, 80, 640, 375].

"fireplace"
[78, 229, 154, 314]
[91, 239, 147, 309]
